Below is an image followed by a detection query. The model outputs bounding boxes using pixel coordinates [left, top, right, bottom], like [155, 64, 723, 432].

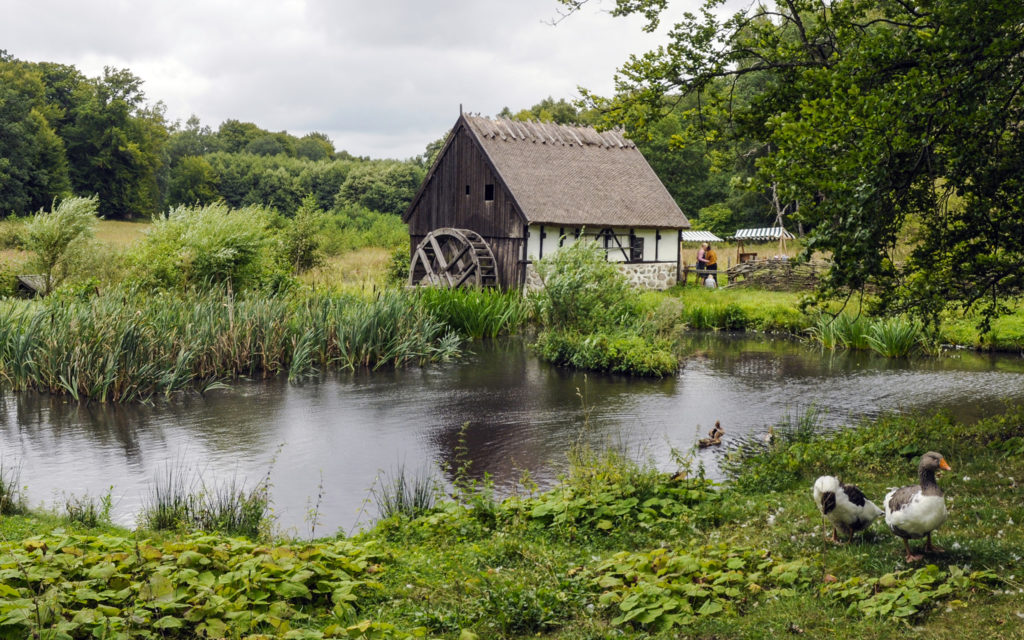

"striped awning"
[680, 230, 723, 243]
[731, 227, 795, 242]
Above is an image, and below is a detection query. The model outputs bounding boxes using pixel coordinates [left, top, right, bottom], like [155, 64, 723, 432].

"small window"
[484, 184, 494, 201]
[630, 235, 644, 262]
[465, 185, 471, 196]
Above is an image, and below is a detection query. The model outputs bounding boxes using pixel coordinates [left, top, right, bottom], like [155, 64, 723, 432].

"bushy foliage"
[335, 161, 424, 216]
[531, 241, 678, 376]
[21, 195, 99, 293]
[319, 204, 408, 254]
[128, 202, 279, 290]
[534, 329, 678, 377]
[276, 194, 325, 273]
[533, 240, 637, 331]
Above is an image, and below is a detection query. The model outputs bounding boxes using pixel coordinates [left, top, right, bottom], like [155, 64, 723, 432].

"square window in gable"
[484, 184, 494, 201]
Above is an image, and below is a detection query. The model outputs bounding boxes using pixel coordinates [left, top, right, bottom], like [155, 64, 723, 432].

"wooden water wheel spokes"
[409, 228, 499, 288]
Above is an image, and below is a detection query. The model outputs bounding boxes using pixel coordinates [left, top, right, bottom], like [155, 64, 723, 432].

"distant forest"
[0, 51, 430, 223]
[1, 51, 773, 233]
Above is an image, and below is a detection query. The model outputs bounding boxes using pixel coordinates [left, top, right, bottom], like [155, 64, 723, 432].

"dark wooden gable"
[404, 115, 526, 240]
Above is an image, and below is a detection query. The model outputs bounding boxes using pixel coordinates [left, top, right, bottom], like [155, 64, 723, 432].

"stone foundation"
[523, 262, 677, 291]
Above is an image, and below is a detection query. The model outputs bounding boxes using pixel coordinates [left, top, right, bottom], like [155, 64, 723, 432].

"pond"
[2, 335, 1023, 536]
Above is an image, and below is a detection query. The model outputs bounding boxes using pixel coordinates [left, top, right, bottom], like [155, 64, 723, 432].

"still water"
[2, 335, 1023, 536]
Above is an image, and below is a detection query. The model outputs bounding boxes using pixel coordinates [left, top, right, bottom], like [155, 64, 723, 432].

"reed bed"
[0, 287, 464, 402]
[809, 313, 923, 357]
[417, 287, 531, 339]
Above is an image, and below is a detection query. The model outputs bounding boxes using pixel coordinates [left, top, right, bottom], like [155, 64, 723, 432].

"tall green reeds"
[865, 316, 923, 357]
[141, 462, 270, 538]
[417, 287, 531, 339]
[0, 288, 464, 402]
[0, 460, 27, 515]
[809, 313, 922, 357]
[370, 464, 438, 520]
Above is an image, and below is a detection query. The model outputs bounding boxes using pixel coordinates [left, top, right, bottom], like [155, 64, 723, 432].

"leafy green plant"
[823, 565, 999, 619]
[0, 532, 382, 638]
[594, 545, 813, 631]
[21, 195, 99, 294]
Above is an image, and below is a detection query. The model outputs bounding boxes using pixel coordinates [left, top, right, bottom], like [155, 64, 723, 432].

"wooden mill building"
[403, 113, 691, 289]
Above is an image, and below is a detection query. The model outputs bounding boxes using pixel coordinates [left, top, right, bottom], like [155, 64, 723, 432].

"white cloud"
[0, 0, 719, 158]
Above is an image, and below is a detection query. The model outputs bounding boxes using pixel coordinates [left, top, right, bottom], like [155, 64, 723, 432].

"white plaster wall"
[526, 226, 681, 265]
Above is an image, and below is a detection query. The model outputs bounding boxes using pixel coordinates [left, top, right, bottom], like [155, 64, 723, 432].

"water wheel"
[409, 228, 499, 288]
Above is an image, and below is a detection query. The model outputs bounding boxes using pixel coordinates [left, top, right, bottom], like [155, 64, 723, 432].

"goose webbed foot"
[902, 538, 923, 563]
[924, 534, 944, 554]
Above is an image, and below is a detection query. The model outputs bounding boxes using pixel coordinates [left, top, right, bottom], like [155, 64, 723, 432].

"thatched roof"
[462, 114, 690, 229]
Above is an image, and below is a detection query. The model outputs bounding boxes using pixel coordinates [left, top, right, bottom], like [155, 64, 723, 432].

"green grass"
[1, 406, 1021, 638]
[646, 286, 810, 334]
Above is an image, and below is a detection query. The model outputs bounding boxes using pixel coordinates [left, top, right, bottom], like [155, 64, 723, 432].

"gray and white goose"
[813, 475, 883, 542]
[884, 451, 952, 562]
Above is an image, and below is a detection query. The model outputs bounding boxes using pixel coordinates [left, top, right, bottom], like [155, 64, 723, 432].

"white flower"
[1009, 517, 1016, 526]
[952, 542, 962, 550]
[962, 476, 971, 482]
[767, 515, 776, 526]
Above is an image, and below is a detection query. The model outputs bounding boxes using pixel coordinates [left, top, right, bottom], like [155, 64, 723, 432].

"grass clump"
[809, 313, 924, 357]
[140, 462, 271, 538]
[62, 489, 113, 528]
[371, 464, 438, 520]
[0, 460, 27, 515]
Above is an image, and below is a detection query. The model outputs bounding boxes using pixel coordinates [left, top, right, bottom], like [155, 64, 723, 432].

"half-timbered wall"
[524, 225, 679, 264]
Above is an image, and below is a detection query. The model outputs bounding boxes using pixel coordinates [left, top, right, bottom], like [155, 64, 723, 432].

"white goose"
[884, 451, 951, 562]
[812, 475, 883, 542]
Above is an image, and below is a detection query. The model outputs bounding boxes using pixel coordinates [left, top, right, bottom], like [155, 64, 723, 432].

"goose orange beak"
[939, 458, 952, 471]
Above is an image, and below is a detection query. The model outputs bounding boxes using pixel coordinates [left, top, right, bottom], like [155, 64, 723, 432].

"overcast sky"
[2, 0, 729, 159]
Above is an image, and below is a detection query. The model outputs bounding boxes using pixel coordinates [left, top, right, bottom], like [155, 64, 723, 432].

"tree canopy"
[563, 0, 1024, 325]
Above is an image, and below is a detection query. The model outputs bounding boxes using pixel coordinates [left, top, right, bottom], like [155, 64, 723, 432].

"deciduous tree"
[563, 0, 1024, 326]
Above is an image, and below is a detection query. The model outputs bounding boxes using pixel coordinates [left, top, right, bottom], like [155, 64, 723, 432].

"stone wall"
[523, 262, 677, 291]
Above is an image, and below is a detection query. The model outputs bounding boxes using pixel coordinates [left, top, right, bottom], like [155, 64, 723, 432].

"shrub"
[533, 240, 638, 332]
[128, 202, 281, 291]
[276, 194, 325, 273]
[21, 196, 99, 294]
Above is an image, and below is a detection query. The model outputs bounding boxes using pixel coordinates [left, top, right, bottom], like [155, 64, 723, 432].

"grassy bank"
[2, 407, 1021, 638]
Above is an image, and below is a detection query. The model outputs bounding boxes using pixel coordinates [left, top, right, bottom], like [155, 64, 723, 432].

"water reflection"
[1, 335, 1022, 535]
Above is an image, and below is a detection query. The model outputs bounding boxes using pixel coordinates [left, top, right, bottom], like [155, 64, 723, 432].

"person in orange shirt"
[704, 244, 718, 287]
